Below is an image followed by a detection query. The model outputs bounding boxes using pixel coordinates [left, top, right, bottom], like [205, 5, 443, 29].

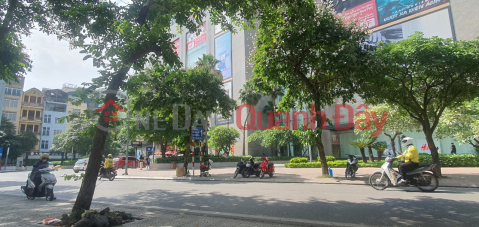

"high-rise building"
[19, 88, 44, 153]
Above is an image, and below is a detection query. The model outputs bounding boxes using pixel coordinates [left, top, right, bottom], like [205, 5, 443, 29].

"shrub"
[285, 154, 479, 168]
[316, 156, 336, 162]
[290, 157, 308, 163]
[154, 155, 293, 164]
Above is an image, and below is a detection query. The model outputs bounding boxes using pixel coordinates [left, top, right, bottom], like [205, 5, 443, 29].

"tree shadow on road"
[92, 182, 479, 227]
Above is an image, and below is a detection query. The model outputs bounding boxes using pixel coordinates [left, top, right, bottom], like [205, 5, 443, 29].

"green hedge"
[155, 155, 294, 164]
[23, 159, 78, 166]
[286, 154, 479, 168]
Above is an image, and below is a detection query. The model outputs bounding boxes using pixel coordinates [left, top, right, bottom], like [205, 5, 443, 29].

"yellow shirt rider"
[105, 154, 114, 169]
[397, 137, 419, 184]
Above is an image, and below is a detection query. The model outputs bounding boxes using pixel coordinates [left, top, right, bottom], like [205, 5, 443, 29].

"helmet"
[40, 153, 50, 161]
[108, 154, 112, 158]
[401, 137, 413, 147]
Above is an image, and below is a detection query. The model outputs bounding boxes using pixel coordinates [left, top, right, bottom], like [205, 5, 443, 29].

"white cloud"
[22, 30, 100, 91]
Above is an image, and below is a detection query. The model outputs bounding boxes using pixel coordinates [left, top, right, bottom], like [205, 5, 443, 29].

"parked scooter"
[345, 154, 358, 179]
[21, 168, 57, 201]
[369, 156, 439, 192]
[99, 163, 117, 181]
[234, 158, 246, 178]
[259, 156, 275, 179]
[242, 157, 262, 178]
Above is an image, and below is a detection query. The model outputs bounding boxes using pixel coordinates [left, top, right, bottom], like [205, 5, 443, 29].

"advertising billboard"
[336, 0, 450, 28]
[215, 32, 232, 80]
[186, 23, 207, 68]
[215, 81, 234, 125]
[369, 8, 452, 45]
[376, 0, 450, 26]
[337, 0, 379, 29]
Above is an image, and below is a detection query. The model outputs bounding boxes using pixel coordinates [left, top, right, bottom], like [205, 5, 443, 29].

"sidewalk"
[115, 165, 479, 188]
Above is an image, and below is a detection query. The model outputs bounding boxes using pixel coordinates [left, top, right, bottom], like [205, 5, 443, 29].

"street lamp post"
[3, 141, 10, 170]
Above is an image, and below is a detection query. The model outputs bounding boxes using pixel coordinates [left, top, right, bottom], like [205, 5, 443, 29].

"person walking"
[450, 143, 457, 154]
[145, 157, 151, 170]
[139, 154, 144, 170]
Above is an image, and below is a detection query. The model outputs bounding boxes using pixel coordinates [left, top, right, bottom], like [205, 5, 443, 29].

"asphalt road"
[1, 169, 479, 227]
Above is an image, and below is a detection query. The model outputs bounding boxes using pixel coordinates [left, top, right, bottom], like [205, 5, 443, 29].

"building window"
[34, 125, 39, 133]
[3, 112, 17, 121]
[45, 103, 67, 112]
[24, 95, 29, 102]
[72, 109, 81, 115]
[37, 97, 42, 103]
[20, 124, 26, 131]
[29, 96, 36, 103]
[5, 87, 21, 96]
[41, 140, 49, 149]
[55, 117, 63, 124]
[3, 99, 18, 108]
[42, 127, 50, 136]
[44, 114, 51, 123]
[53, 130, 62, 136]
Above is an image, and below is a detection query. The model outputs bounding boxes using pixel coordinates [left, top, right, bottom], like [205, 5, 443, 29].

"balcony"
[22, 101, 43, 107]
[20, 116, 42, 121]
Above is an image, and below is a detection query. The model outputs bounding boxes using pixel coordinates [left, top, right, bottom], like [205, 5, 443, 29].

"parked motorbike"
[369, 156, 439, 192]
[259, 156, 274, 179]
[21, 168, 57, 201]
[99, 163, 117, 181]
[234, 158, 246, 178]
[242, 157, 262, 178]
[345, 154, 358, 179]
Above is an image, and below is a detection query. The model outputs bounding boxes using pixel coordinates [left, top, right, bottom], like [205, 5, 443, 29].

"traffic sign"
[192, 127, 203, 140]
[0, 147, 3, 157]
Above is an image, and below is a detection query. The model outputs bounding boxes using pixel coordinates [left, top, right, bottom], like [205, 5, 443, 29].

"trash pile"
[43, 207, 141, 226]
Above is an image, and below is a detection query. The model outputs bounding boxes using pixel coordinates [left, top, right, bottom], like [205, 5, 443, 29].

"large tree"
[0, 117, 38, 161]
[251, 0, 372, 175]
[436, 98, 479, 150]
[41, 0, 259, 213]
[354, 103, 421, 156]
[358, 32, 479, 174]
[126, 63, 236, 172]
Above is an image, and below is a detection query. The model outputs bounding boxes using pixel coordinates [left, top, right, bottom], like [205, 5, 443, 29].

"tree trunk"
[183, 125, 192, 172]
[385, 132, 400, 157]
[71, 67, 129, 214]
[60, 152, 64, 165]
[367, 145, 374, 162]
[424, 128, 441, 175]
[159, 140, 166, 158]
[311, 100, 328, 176]
[242, 111, 250, 156]
[359, 148, 367, 163]
[24, 152, 29, 168]
[377, 151, 384, 162]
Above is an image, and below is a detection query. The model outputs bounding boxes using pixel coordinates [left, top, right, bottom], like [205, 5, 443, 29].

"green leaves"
[64, 173, 85, 181]
[208, 126, 240, 155]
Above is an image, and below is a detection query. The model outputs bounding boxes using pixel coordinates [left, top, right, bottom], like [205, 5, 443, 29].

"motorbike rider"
[101, 154, 114, 176]
[397, 137, 419, 184]
[31, 153, 56, 199]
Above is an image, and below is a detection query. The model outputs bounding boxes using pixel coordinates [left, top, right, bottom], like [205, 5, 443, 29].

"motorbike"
[242, 157, 262, 178]
[345, 154, 358, 179]
[21, 168, 57, 201]
[234, 158, 246, 178]
[99, 163, 117, 181]
[369, 156, 439, 192]
[258, 156, 274, 179]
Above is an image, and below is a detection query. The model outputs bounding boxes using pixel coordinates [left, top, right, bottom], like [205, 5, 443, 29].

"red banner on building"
[173, 38, 180, 55]
[187, 23, 207, 51]
[338, 0, 378, 29]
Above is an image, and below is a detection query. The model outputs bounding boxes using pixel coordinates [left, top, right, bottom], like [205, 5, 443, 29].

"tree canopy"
[358, 32, 479, 174]
[208, 126, 240, 156]
[251, 0, 372, 174]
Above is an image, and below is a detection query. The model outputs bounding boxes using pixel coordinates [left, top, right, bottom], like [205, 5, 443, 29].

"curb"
[115, 176, 479, 188]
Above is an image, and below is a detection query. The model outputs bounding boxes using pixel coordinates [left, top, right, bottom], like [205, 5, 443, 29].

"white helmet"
[401, 137, 413, 147]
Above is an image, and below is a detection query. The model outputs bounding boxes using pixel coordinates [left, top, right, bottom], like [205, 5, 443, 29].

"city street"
[1, 169, 479, 226]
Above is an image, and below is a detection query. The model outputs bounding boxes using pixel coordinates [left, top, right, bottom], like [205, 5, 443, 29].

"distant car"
[73, 159, 89, 173]
[114, 156, 145, 169]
